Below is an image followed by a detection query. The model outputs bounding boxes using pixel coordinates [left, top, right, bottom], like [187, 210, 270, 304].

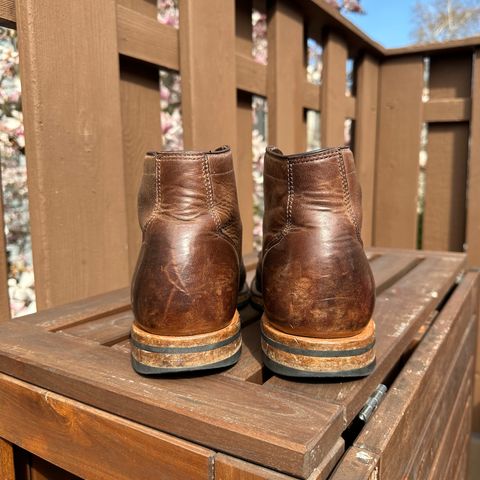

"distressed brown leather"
[131, 146, 244, 336]
[256, 146, 375, 338]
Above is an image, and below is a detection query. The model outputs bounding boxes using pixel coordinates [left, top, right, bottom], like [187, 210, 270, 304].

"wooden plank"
[373, 56, 423, 248]
[0, 321, 344, 478]
[386, 36, 480, 56]
[430, 53, 472, 99]
[21, 287, 130, 331]
[214, 454, 295, 480]
[16, 0, 130, 309]
[0, 373, 214, 480]
[60, 310, 132, 346]
[303, 83, 321, 111]
[236, 55, 267, 96]
[236, 0, 252, 57]
[119, 56, 162, 274]
[467, 50, 480, 267]
[117, 0, 157, 17]
[321, 31, 347, 146]
[423, 98, 471, 122]
[423, 123, 469, 251]
[179, 0, 237, 152]
[0, 0, 15, 27]
[355, 272, 477, 480]
[369, 253, 423, 294]
[237, 91, 255, 255]
[0, 438, 15, 480]
[267, 0, 304, 153]
[266, 254, 466, 424]
[329, 446, 379, 480]
[355, 54, 379, 246]
[116, 4, 179, 70]
[215, 438, 344, 480]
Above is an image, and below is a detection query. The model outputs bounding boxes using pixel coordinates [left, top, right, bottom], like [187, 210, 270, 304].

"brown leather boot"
[256, 146, 375, 378]
[130, 146, 244, 374]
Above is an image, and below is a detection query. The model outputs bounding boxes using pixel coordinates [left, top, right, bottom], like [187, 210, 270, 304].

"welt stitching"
[336, 150, 361, 241]
[202, 154, 221, 231]
[285, 160, 294, 230]
[269, 151, 340, 165]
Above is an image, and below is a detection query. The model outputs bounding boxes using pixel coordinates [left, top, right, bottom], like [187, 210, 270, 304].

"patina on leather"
[257, 146, 375, 338]
[131, 146, 244, 336]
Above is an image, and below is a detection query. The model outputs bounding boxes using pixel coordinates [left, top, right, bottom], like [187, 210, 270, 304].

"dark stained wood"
[423, 123, 469, 251]
[16, 0, 130, 309]
[29, 457, 81, 480]
[0, 0, 15, 27]
[0, 438, 15, 480]
[373, 55, 423, 248]
[179, 0, 237, 152]
[321, 31, 348, 146]
[215, 454, 295, 480]
[355, 53, 379, 246]
[116, 4, 179, 70]
[466, 50, 480, 267]
[0, 321, 343, 478]
[120, 56, 163, 274]
[267, 254, 466, 424]
[329, 446, 379, 480]
[355, 272, 478, 479]
[306, 438, 345, 480]
[0, 373, 214, 480]
[267, 0, 305, 153]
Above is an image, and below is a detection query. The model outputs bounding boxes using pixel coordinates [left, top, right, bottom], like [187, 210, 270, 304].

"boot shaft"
[260, 146, 375, 339]
[132, 147, 243, 337]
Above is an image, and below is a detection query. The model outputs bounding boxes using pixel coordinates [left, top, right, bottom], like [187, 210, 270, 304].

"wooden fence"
[0, 0, 479, 319]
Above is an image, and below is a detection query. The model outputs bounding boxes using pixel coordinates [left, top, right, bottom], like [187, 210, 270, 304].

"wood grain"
[179, 0, 237, 152]
[0, 321, 343, 478]
[0, 0, 15, 27]
[16, 0, 130, 309]
[0, 438, 15, 480]
[466, 49, 480, 267]
[267, 0, 305, 153]
[321, 31, 348, 146]
[354, 53, 379, 246]
[0, 373, 214, 480]
[374, 55, 423, 248]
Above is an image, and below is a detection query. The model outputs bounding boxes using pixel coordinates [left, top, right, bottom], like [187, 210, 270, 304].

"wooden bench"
[0, 247, 476, 479]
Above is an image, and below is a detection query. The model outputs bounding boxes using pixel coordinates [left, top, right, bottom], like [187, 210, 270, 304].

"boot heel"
[261, 316, 375, 378]
[131, 312, 242, 375]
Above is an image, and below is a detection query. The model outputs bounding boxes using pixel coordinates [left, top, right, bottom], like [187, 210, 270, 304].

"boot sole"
[261, 316, 376, 378]
[131, 311, 242, 375]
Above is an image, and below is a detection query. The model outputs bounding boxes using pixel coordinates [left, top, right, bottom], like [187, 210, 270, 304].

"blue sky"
[343, 0, 419, 48]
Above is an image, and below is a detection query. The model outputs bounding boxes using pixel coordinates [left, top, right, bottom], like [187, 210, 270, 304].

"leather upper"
[131, 147, 243, 336]
[257, 146, 375, 338]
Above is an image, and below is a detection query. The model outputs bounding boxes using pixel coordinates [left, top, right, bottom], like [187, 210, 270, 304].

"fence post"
[179, 0, 237, 152]
[467, 50, 480, 267]
[355, 53, 379, 246]
[374, 56, 423, 248]
[267, 0, 304, 153]
[15, 0, 130, 308]
[321, 31, 347, 147]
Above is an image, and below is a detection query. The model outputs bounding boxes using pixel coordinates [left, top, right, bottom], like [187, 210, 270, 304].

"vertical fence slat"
[374, 56, 423, 248]
[321, 31, 347, 147]
[467, 50, 480, 267]
[235, 0, 254, 255]
[0, 180, 10, 321]
[16, 0, 130, 309]
[354, 53, 379, 246]
[423, 124, 469, 251]
[267, 0, 304, 153]
[179, 0, 237, 151]
[423, 53, 472, 252]
[120, 58, 162, 274]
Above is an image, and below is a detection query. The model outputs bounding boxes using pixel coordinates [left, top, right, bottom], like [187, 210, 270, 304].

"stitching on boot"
[143, 158, 161, 233]
[336, 149, 361, 241]
[202, 154, 221, 230]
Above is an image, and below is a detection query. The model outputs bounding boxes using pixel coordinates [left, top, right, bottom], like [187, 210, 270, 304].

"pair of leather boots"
[130, 145, 376, 378]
